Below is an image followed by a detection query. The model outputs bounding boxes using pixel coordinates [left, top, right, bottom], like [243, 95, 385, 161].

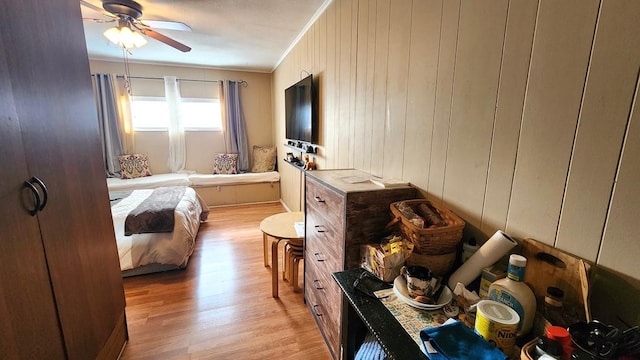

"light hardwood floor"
[120, 202, 332, 360]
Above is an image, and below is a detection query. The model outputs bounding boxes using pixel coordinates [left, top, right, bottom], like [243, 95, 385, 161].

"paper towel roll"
[447, 230, 517, 289]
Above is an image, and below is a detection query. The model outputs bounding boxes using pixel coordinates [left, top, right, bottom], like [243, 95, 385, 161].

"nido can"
[474, 300, 520, 355]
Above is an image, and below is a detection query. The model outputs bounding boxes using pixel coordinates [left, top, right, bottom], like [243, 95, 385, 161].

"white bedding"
[110, 187, 207, 272]
[106, 172, 280, 192]
[107, 173, 191, 192]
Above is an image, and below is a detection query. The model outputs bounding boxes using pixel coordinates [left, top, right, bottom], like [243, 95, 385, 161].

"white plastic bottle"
[461, 238, 479, 263]
[488, 254, 537, 337]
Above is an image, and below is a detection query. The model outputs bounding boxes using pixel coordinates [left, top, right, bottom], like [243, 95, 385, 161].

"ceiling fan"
[81, 0, 192, 52]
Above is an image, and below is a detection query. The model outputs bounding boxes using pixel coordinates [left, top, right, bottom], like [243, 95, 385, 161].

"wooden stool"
[283, 238, 304, 292]
[284, 243, 303, 281]
[259, 212, 303, 298]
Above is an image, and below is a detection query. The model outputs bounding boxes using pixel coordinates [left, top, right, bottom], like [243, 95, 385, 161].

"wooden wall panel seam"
[480, 0, 538, 236]
[554, 0, 602, 248]
[506, 0, 600, 243]
[596, 66, 640, 266]
[352, 0, 367, 170]
[480, 0, 512, 231]
[504, 0, 540, 233]
[383, 0, 412, 180]
[443, 0, 509, 228]
[427, 0, 460, 203]
[369, 0, 391, 178]
[555, 0, 640, 262]
[362, 0, 377, 174]
[348, 0, 359, 169]
[427, 1, 445, 200]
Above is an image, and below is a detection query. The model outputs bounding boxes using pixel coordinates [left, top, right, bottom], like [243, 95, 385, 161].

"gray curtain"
[92, 73, 124, 178]
[220, 80, 249, 172]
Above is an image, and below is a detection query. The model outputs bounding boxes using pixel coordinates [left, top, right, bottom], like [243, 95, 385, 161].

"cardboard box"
[479, 262, 507, 299]
[360, 237, 413, 282]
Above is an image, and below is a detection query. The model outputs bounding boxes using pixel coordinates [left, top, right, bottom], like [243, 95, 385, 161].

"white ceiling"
[80, 0, 328, 72]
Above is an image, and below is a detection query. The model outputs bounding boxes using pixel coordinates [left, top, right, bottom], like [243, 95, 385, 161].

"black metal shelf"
[284, 142, 317, 154]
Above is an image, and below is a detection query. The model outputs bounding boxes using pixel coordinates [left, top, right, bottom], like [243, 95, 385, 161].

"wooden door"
[0, 30, 66, 360]
[1, 0, 126, 358]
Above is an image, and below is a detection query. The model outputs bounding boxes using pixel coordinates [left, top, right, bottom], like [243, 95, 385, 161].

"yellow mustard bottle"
[488, 254, 537, 337]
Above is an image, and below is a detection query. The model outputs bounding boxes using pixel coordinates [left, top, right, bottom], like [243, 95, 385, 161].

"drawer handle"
[313, 304, 323, 317]
[313, 279, 324, 290]
[314, 196, 325, 203]
[315, 225, 325, 233]
[314, 252, 325, 262]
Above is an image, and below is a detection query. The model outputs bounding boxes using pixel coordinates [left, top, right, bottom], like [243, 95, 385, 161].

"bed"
[109, 186, 209, 277]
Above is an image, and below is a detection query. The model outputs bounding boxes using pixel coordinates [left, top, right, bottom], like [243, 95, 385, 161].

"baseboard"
[208, 200, 282, 209]
[280, 199, 293, 212]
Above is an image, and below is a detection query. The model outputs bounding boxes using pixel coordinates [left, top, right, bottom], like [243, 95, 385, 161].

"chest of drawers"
[304, 169, 416, 359]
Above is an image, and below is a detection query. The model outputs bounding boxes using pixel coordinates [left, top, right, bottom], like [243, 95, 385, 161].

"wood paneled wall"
[273, 0, 640, 279]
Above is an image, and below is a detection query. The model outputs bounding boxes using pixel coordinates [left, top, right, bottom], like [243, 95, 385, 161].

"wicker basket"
[389, 199, 465, 255]
[405, 251, 456, 276]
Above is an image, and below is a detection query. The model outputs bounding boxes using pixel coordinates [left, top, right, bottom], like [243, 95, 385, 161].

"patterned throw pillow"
[252, 146, 277, 173]
[213, 153, 238, 174]
[118, 154, 153, 179]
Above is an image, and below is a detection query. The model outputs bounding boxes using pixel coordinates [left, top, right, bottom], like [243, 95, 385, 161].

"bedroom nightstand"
[260, 211, 304, 297]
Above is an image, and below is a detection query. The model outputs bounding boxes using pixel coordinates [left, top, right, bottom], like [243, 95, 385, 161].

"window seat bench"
[106, 171, 281, 207]
[189, 172, 280, 206]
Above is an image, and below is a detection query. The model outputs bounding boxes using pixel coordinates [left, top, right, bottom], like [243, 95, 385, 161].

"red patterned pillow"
[213, 153, 238, 174]
[118, 154, 153, 179]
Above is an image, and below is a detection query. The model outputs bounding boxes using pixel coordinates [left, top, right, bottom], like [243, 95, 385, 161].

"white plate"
[393, 276, 452, 310]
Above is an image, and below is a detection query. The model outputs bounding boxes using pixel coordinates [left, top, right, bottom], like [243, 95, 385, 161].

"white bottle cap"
[509, 254, 527, 267]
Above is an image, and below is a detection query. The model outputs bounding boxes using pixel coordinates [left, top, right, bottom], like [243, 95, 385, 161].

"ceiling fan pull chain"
[123, 48, 133, 96]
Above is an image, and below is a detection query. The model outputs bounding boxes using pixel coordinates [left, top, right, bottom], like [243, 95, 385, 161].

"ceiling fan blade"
[139, 20, 192, 32]
[80, 0, 117, 18]
[138, 27, 191, 52]
[82, 17, 117, 24]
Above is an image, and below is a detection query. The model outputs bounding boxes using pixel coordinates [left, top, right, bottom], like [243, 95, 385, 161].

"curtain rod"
[110, 74, 247, 87]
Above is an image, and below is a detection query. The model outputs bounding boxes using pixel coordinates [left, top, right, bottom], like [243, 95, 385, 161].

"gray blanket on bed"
[124, 187, 186, 236]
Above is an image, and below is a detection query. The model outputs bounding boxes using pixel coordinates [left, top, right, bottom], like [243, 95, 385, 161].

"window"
[131, 97, 222, 131]
[181, 98, 222, 130]
[131, 97, 168, 130]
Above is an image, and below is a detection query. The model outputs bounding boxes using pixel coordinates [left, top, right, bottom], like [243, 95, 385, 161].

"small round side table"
[260, 211, 304, 298]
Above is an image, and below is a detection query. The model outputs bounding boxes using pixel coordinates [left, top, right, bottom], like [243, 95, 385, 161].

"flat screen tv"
[285, 74, 317, 144]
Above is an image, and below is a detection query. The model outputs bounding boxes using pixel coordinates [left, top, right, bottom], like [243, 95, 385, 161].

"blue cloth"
[355, 332, 388, 360]
[420, 321, 507, 360]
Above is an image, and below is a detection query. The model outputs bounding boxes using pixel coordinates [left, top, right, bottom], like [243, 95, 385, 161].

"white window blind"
[131, 96, 222, 131]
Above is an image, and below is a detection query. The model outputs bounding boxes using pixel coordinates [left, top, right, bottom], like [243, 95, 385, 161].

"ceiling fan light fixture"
[82, 0, 191, 53]
[119, 26, 135, 48]
[131, 31, 147, 48]
[103, 23, 146, 49]
[103, 27, 122, 45]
